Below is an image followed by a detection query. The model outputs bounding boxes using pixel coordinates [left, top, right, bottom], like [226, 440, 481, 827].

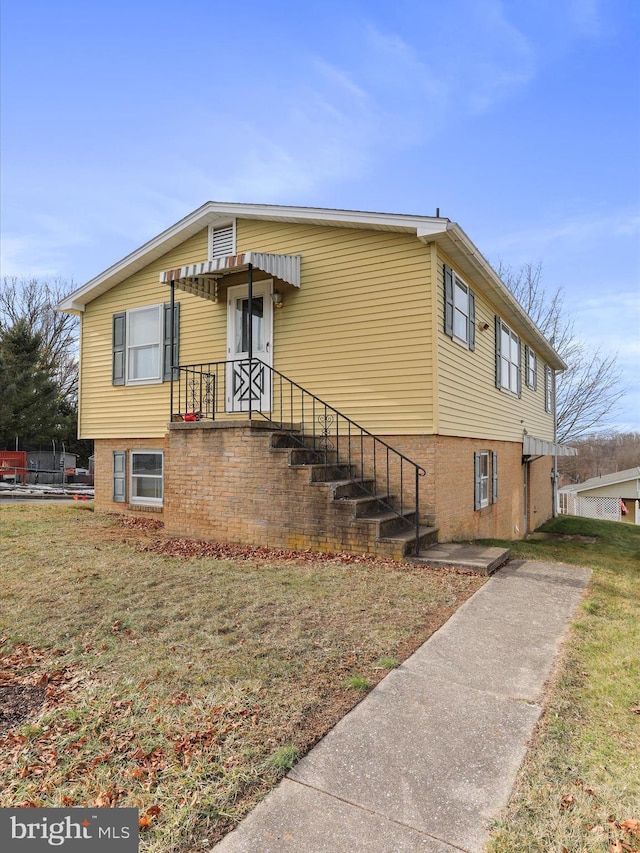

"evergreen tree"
[0, 320, 62, 448]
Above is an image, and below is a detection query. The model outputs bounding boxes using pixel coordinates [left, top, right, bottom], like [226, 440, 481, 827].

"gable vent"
[209, 224, 234, 258]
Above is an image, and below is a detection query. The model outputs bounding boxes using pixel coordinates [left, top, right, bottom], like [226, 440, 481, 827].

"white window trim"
[452, 273, 471, 348]
[526, 348, 537, 390]
[125, 304, 163, 386]
[478, 451, 490, 508]
[499, 320, 520, 395]
[545, 366, 554, 413]
[129, 450, 164, 506]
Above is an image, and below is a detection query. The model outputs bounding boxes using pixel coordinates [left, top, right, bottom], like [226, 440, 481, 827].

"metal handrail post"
[247, 264, 253, 420]
[169, 279, 175, 421]
[415, 466, 420, 556]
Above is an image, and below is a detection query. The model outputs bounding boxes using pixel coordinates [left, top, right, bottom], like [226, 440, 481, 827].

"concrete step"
[291, 463, 358, 482]
[336, 493, 393, 517]
[412, 543, 511, 576]
[329, 479, 377, 499]
[272, 446, 339, 465]
[376, 525, 439, 559]
[370, 509, 419, 538]
[270, 431, 305, 449]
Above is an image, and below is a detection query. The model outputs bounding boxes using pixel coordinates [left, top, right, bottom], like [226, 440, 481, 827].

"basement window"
[130, 451, 164, 506]
[474, 451, 498, 510]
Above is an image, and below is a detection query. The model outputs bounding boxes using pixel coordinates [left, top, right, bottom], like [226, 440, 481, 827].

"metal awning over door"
[523, 434, 577, 457]
[160, 252, 301, 301]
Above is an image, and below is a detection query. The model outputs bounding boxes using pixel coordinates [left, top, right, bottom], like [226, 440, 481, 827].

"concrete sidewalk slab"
[213, 560, 591, 853]
[213, 779, 461, 853]
[288, 671, 541, 852]
[401, 560, 590, 702]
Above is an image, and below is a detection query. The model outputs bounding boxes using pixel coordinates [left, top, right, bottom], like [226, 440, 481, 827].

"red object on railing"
[0, 451, 27, 483]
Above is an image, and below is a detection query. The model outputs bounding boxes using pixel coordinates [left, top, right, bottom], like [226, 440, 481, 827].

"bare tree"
[0, 276, 78, 401]
[497, 262, 625, 443]
[559, 431, 640, 481]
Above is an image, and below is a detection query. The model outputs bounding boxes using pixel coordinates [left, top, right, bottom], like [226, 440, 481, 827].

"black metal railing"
[171, 360, 426, 554]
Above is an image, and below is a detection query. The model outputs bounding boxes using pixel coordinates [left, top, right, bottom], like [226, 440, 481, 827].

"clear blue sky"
[1, 0, 639, 430]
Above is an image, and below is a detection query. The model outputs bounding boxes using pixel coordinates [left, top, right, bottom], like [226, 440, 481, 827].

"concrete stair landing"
[414, 542, 511, 575]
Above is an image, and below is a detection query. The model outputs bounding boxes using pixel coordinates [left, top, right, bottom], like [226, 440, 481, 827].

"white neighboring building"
[559, 467, 640, 524]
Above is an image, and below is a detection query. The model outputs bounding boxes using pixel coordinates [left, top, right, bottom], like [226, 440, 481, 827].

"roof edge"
[422, 223, 566, 371]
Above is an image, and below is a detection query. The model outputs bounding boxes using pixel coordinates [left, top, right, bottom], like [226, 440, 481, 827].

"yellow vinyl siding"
[237, 220, 434, 435]
[80, 222, 435, 438]
[435, 249, 555, 443]
[80, 229, 211, 438]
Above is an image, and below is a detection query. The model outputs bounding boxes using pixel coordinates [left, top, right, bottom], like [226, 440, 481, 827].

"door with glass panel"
[226, 281, 273, 412]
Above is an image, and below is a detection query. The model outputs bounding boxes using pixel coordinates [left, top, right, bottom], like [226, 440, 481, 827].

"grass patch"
[482, 515, 640, 853]
[265, 744, 299, 773]
[345, 675, 371, 691]
[376, 656, 399, 669]
[0, 503, 484, 851]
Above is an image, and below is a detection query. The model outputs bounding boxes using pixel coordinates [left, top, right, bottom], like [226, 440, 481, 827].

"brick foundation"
[527, 455, 554, 534]
[92, 426, 555, 554]
[377, 435, 548, 541]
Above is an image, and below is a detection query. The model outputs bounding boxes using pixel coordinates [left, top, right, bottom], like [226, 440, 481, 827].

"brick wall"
[93, 437, 168, 515]
[429, 436, 526, 540]
[163, 422, 383, 554]
[93, 426, 556, 554]
[527, 456, 554, 533]
[353, 435, 542, 541]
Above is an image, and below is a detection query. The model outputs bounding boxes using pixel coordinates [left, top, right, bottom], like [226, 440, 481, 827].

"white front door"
[226, 280, 273, 412]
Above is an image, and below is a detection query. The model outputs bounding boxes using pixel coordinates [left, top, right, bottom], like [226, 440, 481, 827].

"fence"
[559, 492, 621, 522]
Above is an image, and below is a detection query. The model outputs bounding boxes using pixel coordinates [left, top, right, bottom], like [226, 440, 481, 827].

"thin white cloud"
[568, 0, 604, 37]
[487, 208, 640, 261]
[574, 291, 640, 365]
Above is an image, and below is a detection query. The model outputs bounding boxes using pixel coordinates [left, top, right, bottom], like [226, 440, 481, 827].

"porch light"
[272, 290, 284, 308]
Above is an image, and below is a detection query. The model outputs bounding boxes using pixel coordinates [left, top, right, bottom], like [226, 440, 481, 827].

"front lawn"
[0, 503, 483, 851]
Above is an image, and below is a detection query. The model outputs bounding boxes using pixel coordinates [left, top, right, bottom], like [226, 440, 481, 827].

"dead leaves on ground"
[608, 819, 640, 851]
[134, 531, 478, 576]
[0, 639, 87, 736]
[106, 511, 477, 574]
[0, 642, 273, 841]
[557, 781, 639, 853]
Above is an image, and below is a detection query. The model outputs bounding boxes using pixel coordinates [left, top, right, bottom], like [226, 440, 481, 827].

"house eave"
[55, 201, 566, 371]
[56, 202, 450, 313]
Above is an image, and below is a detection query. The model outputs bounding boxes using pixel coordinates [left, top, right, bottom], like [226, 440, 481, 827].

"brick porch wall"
[163, 423, 384, 554]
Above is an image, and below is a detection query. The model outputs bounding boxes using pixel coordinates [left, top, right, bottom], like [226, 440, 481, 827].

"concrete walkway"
[213, 559, 591, 853]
